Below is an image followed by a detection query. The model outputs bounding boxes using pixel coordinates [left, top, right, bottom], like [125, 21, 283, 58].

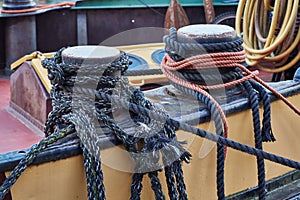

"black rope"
[243, 80, 266, 199]
[171, 83, 226, 199]
[82, 145, 98, 200]
[173, 160, 188, 200]
[163, 27, 244, 58]
[130, 173, 144, 200]
[124, 68, 163, 76]
[148, 171, 165, 200]
[164, 165, 178, 200]
[163, 28, 246, 199]
[249, 80, 275, 142]
[45, 46, 191, 200]
[172, 68, 242, 85]
[91, 89, 300, 169]
[161, 26, 280, 200]
[0, 124, 76, 199]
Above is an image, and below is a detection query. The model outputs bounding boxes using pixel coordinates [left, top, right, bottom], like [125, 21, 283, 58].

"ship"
[1, 1, 300, 200]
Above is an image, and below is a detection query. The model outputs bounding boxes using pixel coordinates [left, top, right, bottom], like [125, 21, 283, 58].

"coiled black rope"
[163, 27, 244, 59]
[45, 47, 191, 200]
[161, 27, 278, 200]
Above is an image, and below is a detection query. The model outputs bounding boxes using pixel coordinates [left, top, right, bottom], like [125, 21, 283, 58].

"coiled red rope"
[161, 50, 300, 140]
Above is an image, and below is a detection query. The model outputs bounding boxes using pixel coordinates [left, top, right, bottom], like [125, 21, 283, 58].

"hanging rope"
[43, 47, 191, 200]
[161, 26, 300, 200]
[86, 88, 300, 169]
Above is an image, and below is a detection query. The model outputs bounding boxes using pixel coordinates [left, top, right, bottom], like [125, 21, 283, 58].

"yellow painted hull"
[6, 94, 300, 199]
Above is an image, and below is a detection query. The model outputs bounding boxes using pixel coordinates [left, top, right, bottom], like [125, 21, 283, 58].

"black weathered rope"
[45, 49, 112, 200]
[148, 171, 165, 200]
[173, 160, 188, 200]
[164, 165, 178, 200]
[165, 46, 245, 62]
[124, 68, 163, 76]
[172, 69, 243, 85]
[163, 27, 244, 58]
[170, 82, 226, 199]
[130, 173, 144, 200]
[249, 80, 275, 142]
[243, 80, 266, 199]
[57, 47, 190, 200]
[91, 89, 300, 169]
[126, 89, 190, 199]
[162, 26, 280, 200]
[82, 145, 98, 200]
[0, 124, 76, 199]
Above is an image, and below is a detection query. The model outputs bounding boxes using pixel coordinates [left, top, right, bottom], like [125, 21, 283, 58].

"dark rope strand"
[173, 160, 188, 200]
[95, 111, 146, 200]
[91, 89, 300, 169]
[129, 89, 189, 199]
[124, 68, 163, 76]
[41, 49, 132, 200]
[0, 124, 75, 199]
[148, 171, 166, 200]
[172, 69, 242, 85]
[163, 28, 244, 58]
[130, 173, 144, 200]
[94, 156, 106, 199]
[170, 83, 226, 199]
[243, 80, 266, 200]
[164, 165, 178, 200]
[82, 145, 99, 200]
[249, 80, 275, 142]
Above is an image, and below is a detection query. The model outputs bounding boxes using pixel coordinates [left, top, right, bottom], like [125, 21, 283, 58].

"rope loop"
[163, 27, 244, 59]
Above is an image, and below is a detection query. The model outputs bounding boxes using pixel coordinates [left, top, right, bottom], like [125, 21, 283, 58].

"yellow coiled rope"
[236, 0, 300, 73]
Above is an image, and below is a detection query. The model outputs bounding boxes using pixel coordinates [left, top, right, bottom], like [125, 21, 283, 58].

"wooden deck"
[0, 79, 43, 154]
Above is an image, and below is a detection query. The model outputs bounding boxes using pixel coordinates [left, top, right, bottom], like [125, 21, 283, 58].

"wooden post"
[61, 46, 121, 77]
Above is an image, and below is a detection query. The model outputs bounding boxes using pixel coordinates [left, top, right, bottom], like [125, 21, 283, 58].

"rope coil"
[236, 0, 300, 74]
[161, 26, 300, 200]
[44, 47, 191, 200]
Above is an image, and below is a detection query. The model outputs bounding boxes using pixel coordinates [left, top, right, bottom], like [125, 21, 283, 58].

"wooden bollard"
[61, 45, 121, 77]
[177, 24, 237, 43]
[61, 46, 123, 136]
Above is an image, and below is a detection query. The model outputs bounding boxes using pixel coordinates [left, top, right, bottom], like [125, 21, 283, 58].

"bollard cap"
[62, 45, 121, 66]
[178, 24, 237, 43]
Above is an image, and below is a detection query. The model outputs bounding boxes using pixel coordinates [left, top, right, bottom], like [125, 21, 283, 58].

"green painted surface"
[74, 0, 239, 9]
